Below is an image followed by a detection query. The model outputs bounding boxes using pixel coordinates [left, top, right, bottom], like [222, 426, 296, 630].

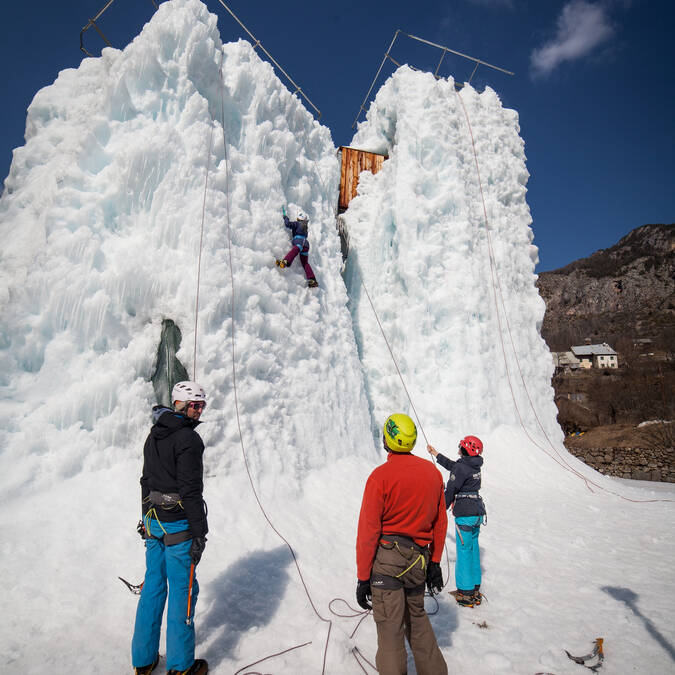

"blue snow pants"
[131, 518, 198, 671]
[454, 516, 482, 593]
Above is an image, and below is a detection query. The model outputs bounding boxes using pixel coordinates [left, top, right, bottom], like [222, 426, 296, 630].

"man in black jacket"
[131, 381, 209, 675]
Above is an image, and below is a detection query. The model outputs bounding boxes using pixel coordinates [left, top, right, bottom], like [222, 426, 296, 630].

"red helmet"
[459, 435, 483, 456]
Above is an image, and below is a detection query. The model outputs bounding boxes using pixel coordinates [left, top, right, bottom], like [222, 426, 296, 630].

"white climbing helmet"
[296, 210, 308, 222]
[171, 381, 207, 403]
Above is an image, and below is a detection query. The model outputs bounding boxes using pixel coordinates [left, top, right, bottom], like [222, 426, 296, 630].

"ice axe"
[119, 576, 143, 595]
[185, 563, 195, 625]
[565, 638, 604, 671]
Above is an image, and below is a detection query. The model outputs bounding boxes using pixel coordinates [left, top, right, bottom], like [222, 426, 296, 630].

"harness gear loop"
[143, 507, 192, 546]
[454, 523, 464, 546]
[395, 551, 425, 578]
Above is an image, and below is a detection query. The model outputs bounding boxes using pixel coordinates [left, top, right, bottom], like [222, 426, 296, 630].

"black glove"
[136, 520, 147, 540]
[189, 536, 207, 565]
[426, 561, 443, 595]
[356, 579, 372, 610]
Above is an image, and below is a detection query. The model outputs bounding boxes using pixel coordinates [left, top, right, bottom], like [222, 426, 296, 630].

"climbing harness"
[395, 551, 425, 578]
[148, 490, 181, 506]
[141, 506, 192, 546]
[376, 535, 428, 579]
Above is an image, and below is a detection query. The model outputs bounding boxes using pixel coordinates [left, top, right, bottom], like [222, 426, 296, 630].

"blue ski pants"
[454, 516, 482, 593]
[131, 518, 198, 671]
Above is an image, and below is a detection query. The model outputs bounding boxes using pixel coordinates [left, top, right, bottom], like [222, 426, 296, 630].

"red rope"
[453, 87, 673, 504]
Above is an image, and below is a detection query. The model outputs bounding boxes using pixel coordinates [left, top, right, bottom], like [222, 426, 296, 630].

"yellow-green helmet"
[383, 413, 417, 452]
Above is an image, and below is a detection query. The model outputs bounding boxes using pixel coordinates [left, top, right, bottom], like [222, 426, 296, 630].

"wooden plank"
[339, 147, 349, 210]
[338, 146, 388, 212]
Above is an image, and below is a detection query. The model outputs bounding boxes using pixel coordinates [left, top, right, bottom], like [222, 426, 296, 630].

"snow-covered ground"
[0, 1, 673, 673]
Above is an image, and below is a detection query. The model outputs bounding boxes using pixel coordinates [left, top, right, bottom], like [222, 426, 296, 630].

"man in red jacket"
[356, 413, 448, 675]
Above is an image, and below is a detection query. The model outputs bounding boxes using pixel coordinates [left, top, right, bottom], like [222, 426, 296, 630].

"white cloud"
[530, 1, 615, 78]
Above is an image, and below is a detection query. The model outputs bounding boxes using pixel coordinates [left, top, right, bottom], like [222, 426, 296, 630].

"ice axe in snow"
[565, 638, 604, 671]
[281, 205, 287, 218]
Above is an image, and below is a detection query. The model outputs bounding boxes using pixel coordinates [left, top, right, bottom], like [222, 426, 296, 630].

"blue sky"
[1, 0, 673, 271]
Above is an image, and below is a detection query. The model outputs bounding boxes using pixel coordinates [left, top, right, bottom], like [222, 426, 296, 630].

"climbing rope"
[450, 85, 593, 486]
[300, 125, 430, 447]
[191, 106, 217, 380]
[359, 277, 430, 446]
[214, 0, 321, 119]
[215, 47, 336, 674]
[451, 85, 673, 504]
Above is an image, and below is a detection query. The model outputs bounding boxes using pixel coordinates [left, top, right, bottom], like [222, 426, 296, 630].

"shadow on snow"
[602, 586, 675, 662]
[199, 546, 293, 668]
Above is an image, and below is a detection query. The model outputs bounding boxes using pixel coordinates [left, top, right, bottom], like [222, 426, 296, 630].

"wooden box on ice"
[337, 146, 387, 212]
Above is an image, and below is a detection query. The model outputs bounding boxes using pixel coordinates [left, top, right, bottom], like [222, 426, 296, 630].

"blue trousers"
[454, 516, 482, 593]
[131, 518, 198, 671]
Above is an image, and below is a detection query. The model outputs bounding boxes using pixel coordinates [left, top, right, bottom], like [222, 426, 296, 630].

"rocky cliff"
[537, 223, 674, 351]
[537, 224, 674, 482]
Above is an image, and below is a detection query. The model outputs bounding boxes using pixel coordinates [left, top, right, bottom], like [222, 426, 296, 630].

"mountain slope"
[537, 223, 674, 350]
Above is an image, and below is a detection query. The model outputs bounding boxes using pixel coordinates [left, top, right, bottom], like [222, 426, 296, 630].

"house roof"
[571, 343, 617, 356]
[552, 351, 580, 365]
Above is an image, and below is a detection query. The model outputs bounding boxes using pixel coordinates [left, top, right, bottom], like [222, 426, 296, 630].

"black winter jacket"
[140, 407, 208, 538]
[435, 453, 485, 518]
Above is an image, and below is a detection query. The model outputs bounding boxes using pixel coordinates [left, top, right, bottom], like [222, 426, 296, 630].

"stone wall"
[567, 446, 675, 482]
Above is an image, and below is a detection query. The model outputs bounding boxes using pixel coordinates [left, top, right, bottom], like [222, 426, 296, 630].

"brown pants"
[371, 539, 448, 675]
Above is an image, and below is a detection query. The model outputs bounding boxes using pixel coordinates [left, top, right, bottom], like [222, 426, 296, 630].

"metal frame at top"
[352, 30, 514, 128]
[79, 0, 321, 119]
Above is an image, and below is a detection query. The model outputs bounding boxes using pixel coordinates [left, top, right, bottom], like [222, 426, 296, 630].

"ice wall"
[0, 0, 374, 496]
[344, 66, 561, 447]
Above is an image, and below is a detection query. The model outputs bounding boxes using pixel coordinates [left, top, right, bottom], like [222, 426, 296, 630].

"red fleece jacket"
[356, 452, 448, 581]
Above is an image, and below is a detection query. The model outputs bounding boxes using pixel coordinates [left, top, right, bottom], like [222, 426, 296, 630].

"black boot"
[167, 659, 208, 675]
[307, 278, 318, 288]
[134, 654, 159, 674]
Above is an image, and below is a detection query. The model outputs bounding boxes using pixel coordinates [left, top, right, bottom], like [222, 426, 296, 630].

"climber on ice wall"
[275, 207, 319, 288]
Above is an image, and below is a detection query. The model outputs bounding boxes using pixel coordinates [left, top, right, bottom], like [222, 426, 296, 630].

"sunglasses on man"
[187, 401, 206, 412]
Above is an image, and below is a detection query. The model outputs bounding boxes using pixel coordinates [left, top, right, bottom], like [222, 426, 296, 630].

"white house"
[571, 343, 619, 369]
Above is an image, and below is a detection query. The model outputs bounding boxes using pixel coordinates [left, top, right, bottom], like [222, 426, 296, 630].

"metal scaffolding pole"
[352, 29, 514, 127]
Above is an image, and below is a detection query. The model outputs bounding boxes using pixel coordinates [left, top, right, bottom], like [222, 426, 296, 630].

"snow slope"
[0, 1, 673, 673]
